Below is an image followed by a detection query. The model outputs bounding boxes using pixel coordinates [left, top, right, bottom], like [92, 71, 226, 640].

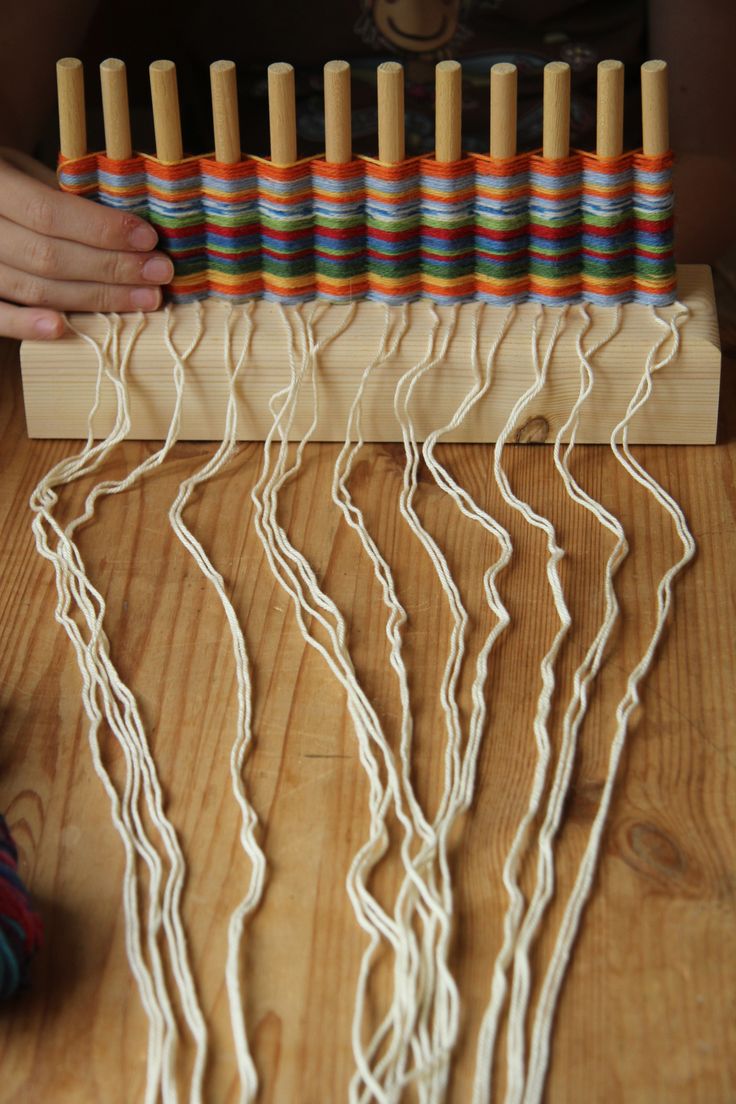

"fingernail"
[130, 287, 160, 310]
[129, 222, 158, 250]
[141, 255, 173, 283]
[34, 315, 61, 338]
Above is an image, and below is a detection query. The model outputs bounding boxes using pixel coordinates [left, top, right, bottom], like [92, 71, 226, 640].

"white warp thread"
[501, 304, 627, 1103]
[28, 298, 695, 1104]
[248, 304, 407, 1104]
[334, 306, 473, 1103]
[521, 304, 695, 1104]
[166, 303, 266, 1103]
[414, 303, 517, 1103]
[472, 305, 572, 1104]
[251, 304, 461, 1104]
[370, 303, 519, 1103]
[29, 305, 208, 1104]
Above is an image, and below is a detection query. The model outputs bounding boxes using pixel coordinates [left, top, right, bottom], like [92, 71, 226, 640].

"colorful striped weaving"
[255, 158, 315, 304]
[363, 157, 421, 304]
[58, 153, 99, 199]
[200, 157, 261, 301]
[143, 157, 207, 302]
[473, 153, 529, 304]
[57, 150, 677, 307]
[97, 153, 148, 216]
[311, 158, 366, 301]
[419, 157, 475, 304]
[632, 151, 676, 306]
[581, 152, 634, 304]
[528, 153, 582, 305]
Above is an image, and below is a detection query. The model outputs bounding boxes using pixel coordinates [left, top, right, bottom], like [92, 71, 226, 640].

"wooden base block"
[21, 265, 720, 444]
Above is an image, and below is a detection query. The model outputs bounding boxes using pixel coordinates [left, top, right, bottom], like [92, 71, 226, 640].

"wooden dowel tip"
[149, 59, 183, 164]
[490, 62, 517, 159]
[543, 60, 571, 160]
[210, 59, 241, 164]
[100, 57, 132, 161]
[642, 59, 668, 73]
[377, 61, 405, 165]
[324, 59, 352, 164]
[641, 58, 669, 156]
[57, 57, 86, 160]
[268, 62, 297, 167]
[596, 59, 624, 159]
[435, 60, 462, 163]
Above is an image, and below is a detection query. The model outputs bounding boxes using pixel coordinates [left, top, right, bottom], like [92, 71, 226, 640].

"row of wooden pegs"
[56, 55, 670, 169]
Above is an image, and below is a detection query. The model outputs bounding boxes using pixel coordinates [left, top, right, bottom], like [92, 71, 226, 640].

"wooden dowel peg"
[324, 60, 352, 164]
[57, 57, 87, 160]
[377, 61, 404, 165]
[641, 59, 669, 155]
[100, 58, 132, 161]
[210, 60, 241, 164]
[268, 62, 297, 167]
[435, 60, 462, 163]
[149, 59, 183, 163]
[543, 60, 571, 160]
[596, 59, 624, 158]
[490, 62, 517, 160]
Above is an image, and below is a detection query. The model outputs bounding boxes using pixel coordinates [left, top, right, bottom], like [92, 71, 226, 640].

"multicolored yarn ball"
[0, 814, 43, 998]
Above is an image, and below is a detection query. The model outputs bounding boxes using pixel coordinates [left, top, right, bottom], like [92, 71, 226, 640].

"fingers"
[0, 155, 158, 252]
[0, 301, 66, 341]
[0, 213, 174, 287]
[0, 260, 162, 314]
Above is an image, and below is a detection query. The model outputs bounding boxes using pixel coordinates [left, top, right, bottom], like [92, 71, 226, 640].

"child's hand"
[0, 149, 174, 341]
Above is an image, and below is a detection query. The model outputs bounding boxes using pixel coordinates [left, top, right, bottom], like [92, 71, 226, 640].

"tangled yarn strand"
[472, 305, 571, 1104]
[167, 303, 266, 1102]
[522, 304, 695, 1104]
[502, 304, 627, 1102]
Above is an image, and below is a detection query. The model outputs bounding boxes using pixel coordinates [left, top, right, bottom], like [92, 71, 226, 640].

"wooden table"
[0, 332, 734, 1102]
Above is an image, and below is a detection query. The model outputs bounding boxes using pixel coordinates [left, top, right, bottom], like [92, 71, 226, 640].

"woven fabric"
[581, 152, 634, 304]
[632, 151, 676, 306]
[420, 157, 475, 304]
[142, 156, 207, 302]
[57, 151, 677, 306]
[363, 157, 421, 304]
[255, 158, 315, 304]
[200, 157, 261, 301]
[528, 153, 582, 305]
[311, 158, 367, 301]
[473, 153, 529, 304]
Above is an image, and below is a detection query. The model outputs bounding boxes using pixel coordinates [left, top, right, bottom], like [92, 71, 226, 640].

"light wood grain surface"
[0, 330, 734, 1103]
[19, 267, 722, 444]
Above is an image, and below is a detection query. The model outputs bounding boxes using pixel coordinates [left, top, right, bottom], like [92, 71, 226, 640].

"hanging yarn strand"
[472, 305, 572, 1104]
[501, 304, 628, 1103]
[166, 302, 266, 1102]
[30, 307, 211, 1104]
[333, 304, 483, 1104]
[30, 315, 175, 1104]
[249, 304, 409, 1102]
[521, 304, 694, 1104]
[381, 303, 519, 1103]
[331, 308, 439, 1103]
